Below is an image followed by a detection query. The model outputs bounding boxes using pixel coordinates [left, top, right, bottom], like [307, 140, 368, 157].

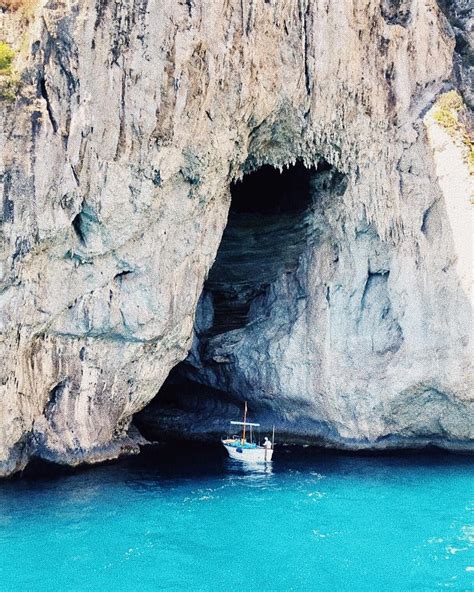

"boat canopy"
[230, 421, 260, 427]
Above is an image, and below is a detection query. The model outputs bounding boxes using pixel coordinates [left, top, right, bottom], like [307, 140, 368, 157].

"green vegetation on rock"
[0, 41, 15, 75]
[0, 41, 19, 102]
[432, 90, 474, 173]
[0, 76, 20, 102]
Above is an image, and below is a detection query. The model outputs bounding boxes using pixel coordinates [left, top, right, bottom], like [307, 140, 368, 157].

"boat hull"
[222, 443, 273, 462]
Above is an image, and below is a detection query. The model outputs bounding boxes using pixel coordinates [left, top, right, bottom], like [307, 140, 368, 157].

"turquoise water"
[0, 446, 473, 592]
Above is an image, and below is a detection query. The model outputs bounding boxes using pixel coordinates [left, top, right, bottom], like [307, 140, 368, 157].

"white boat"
[221, 402, 274, 463]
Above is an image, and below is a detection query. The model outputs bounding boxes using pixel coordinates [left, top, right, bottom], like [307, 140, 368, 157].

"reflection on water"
[227, 458, 274, 476]
[0, 445, 472, 592]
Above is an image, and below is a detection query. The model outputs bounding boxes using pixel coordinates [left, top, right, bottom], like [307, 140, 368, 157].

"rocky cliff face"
[0, 0, 472, 475]
[437, 0, 473, 109]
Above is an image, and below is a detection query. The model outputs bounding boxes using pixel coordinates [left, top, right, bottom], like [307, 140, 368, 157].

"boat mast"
[242, 401, 248, 442]
[272, 425, 275, 449]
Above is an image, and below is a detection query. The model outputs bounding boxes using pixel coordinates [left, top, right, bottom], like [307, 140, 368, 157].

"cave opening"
[204, 162, 315, 336]
[136, 160, 345, 441]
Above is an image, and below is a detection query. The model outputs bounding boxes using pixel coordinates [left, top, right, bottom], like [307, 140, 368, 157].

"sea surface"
[0, 444, 473, 592]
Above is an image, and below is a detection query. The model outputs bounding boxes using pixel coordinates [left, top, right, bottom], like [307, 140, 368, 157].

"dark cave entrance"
[136, 160, 345, 440]
[204, 162, 314, 335]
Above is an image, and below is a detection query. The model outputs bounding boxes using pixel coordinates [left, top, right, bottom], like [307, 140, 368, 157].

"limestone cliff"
[0, 0, 472, 475]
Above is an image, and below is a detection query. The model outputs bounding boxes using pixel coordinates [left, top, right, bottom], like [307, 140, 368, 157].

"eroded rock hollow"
[0, 0, 472, 475]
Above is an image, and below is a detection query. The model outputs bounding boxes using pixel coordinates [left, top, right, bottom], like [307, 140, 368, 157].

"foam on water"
[0, 445, 473, 591]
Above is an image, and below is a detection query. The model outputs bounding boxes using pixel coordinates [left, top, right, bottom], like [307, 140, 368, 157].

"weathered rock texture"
[437, 0, 473, 109]
[0, 0, 472, 475]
